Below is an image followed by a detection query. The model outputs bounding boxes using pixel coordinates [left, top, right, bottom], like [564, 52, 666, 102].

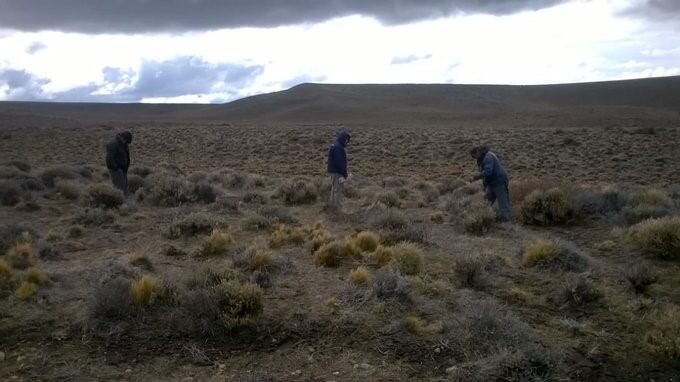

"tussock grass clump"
[162, 244, 188, 257]
[376, 191, 401, 208]
[131, 275, 164, 307]
[242, 192, 267, 205]
[391, 242, 424, 275]
[235, 247, 273, 271]
[268, 224, 307, 248]
[6, 242, 34, 269]
[369, 209, 427, 244]
[167, 213, 221, 238]
[463, 205, 496, 235]
[83, 183, 124, 209]
[372, 270, 410, 302]
[128, 253, 154, 270]
[625, 264, 658, 294]
[130, 166, 152, 178]
[624, 216, 680, 259]
[0, 259, 14, 290]
[349, 266, 372, 286]
[90, 277, 134, 320]
[126, 174, 146, 194]
[454, 254, 487, 289]
[630, 188, 673, 208]
[258, 206, 296, 224]
[0, 223, 33, 253]
[522, 239, 590, 272]
[243, 215, 272, 232]
[555, 275, 602, 308]
[15, 281, 38, 300]
[55, 180, 82, 200]
[195, 230, 234, 257]
[373, 245, 394, 266]
[214, 280, 264, 329]
[24, 267, 49, 286]
[350, 231, 379, 252]
[278, 178, 318, 205]
[521, 188, 577, 226]
[622, 204, 671, 225]
[67, 225, 84, 238]
[644, 306, 680, 360]
[369, 209, 409, 230]
[314, 241, 349, 267]
[430, 212, 444, 224]
[404, 316, 442, 335]
[75, 207, 115, 227]
[40, 164, 92, 187]
[0, 179, 22, 206]
[144, 175, 216, 206]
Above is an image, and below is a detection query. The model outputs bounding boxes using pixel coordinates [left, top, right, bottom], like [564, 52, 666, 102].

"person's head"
[469, 145, 489, 160]
[336, 130, 351, 146]
[118, 131, 132, 145]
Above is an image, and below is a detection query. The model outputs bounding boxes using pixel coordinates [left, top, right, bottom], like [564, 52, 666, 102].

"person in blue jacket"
[470, 145, 512, 221]
[105, 131, 132, 197]
[327, 130, 351, 212]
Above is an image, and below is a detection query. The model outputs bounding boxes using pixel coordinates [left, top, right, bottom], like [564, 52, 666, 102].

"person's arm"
[479, 154, 494, 179]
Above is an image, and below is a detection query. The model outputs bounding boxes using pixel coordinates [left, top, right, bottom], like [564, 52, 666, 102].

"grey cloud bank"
[0, 0, 568, 33]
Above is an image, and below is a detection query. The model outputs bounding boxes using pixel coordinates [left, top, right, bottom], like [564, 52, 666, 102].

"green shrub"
[463, 206, 496, 235]
[391, 242, 424, 275]
[625, 216, 680, 259]
[521, 188, 577, 226]
[83, 183, 124, 209]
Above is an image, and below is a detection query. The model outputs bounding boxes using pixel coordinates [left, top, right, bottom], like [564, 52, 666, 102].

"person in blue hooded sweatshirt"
[470, 145, 512, 221]
[327, 130, 351, 212]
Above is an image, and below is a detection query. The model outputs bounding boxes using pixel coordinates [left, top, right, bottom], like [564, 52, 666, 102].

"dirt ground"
[0, 94, 679, 382]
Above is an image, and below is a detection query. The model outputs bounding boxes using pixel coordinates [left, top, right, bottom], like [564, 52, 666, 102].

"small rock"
[291, 370, 302, 376]
[434, 347, 441, 354]
[333, 371, 340, 375]
[445, 366, 458, 374]
[358, 363, 371, 370]
[125, 369, 132, 373]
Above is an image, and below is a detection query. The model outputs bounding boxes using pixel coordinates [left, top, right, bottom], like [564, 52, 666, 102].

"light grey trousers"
[328, 173, 344, 211]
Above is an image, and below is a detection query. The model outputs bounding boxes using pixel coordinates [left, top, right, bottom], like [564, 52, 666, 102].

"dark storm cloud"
[0, 69, 50, 100]
[391, 54, 433, 65]
[26, 42, 47, 54]
[620, 0, 680, 22]
[0, 0, 568, 33]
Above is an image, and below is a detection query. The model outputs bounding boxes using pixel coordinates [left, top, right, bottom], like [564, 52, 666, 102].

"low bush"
[314, 241, 349, 267]
[130, 166, 152, 178]
[0, 259, 14, 290]
[127, 174, 145, 194]
[521, 188, 578, 226]
[349, 266, 372, 286]
[167, 213, 222, 238]
[376, 191, 401, 208]
[454, 254, 487, 289]
[194, 230, 234, 257]
[161, 244, 188, 257]
[15, 281, 38, 300]
[25, 267, 49, 286]
[0, 179, 22, 206]
[372, 270, 410, 302]
[40, 164, 92, 187]
[622, 204, 671, 225]
[131, 275, 164, 307]
[463, 205, 496, 235]
[55, 180, 82, 200]
[234, 247, 273, 272]
[624, 264, 658, 294]
[90, 277, 134, 320]
[278, 178, 318, 205]
[144, 175, 215, 207]
[242, 192, 267, 205]
[68, 225, 84, 238]
[555, 274, 602, 308]
[624, 216, 680, 259]
[630, 188, 673, 208]
[644, 306, 680, 360]
[391, 242, 424, 275]
[430, 212, 444, 224]
[83, 183, 124, 209]
[128, 253, 154, 271]
[243, 215, 273, 232]
[75, 207, 115, 227]
[268, 224, 307, 248]
[404, 316, 441, 335]
[0, 223, 33, 253]
[369, 209, 409, 230]
[6, 242, 34, 269]
[258, 206, 296, 224]
[350, 231, 379, 252]
[521, 239, 590, 272]
[373, 245, 394, 266]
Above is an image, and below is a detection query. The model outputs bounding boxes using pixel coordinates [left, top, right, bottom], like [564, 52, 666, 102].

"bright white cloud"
[0, 0, 678, 103]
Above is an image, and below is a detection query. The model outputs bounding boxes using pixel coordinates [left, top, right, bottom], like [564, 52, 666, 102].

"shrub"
[216, 197, 240, 214]
[83, 183, 124, 209]
[15, 281, 37, 300]
[25, 267, 49, 286]
[521, 188, 577, 226]
[522, 239, 590, 272]
[161, 244, 187, 257]
[381, 224, 428, 245]
[128, 253, 154, 271]
[40, 164, 92, 187]
[0, 179, 22, 206]
[369, 209, 409, 230]
[349, 266, 372, 286]
[235, 247, 273, 271]
[131, 275, 164, 307]
[127, 174, 145, 194]
[376, 191, 401, 208]
[373, 245, 394, 266]
[644, 306, 680, 360]
[6, 242, 34, 269]
[454, 254, 487, 288]
[167, 213, 221, 238]
[314, 241, 349, 267]
[7, 160, 31, 172]
[144, 175, 215, 206]
[555, 275, 601, 307]
[75, 207, 115, 227]
[90, 277, 134, 319]
[38, 241, 60, 260]
[55, 180, 82, 200]
[68, 225, 84, 238]
[391, 242, 424, 275]
[351, 231, 379, 252]
[430, 212, 444, 224]
[278, 178, 318, 205]
[259, 206, 296, 224]
[243, 215, 273, 232]
[214, 280, 264, 329]
[242, 192, 267, 205]
[372, 270, 410, 302]
[195, 230, 234, 257]
[0, 223, 33, 253]
[625, 264, 658, 294]
[625, 216, 680, 259]
[404, 316, 441, 335]
[630, 188, 673, 208]
[463, 206, 496, 235]
[268, 224, 307, 248]
[622, 205, 670, 225]
[0, 259, 13, 290]
[130, 166, 152, 178]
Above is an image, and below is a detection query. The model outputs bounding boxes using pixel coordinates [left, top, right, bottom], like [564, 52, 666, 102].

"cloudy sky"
[0, 0, 678, 103]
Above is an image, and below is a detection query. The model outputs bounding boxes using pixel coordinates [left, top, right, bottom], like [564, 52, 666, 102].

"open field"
[1, 77, 679, 381]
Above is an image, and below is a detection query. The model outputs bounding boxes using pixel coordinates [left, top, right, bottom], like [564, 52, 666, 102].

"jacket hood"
[335, 131, 350, 147]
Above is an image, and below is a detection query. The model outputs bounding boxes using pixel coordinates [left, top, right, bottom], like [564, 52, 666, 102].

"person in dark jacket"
[327, 130, 351, 212]
[105, 131, 132, 197]
[470, 145, 512, 221]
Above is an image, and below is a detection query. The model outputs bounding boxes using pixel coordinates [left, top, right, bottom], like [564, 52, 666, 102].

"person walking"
[327, 130, 351, 212]
[105, 131, 132, 197]
[470, 145, 512, 221]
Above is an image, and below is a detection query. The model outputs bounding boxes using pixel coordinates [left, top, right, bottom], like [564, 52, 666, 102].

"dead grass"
[521, 188, 577, 226]
[131, 275, 164, 307]
[624, 264, 658, 294]
[195, 230, 234, 257]
[644, 306, 680, 360]
[128, 253, 154, 271]
[6, 242, 34, 269]
[314, 241, 349, 267]
[83, 183, 124, 209]
[15, 280, 38, 300]
[390, 242, 424, 275]
[625, 216, 680, 259]
[404, 316, 442, 335]
[268, 224, 307, 248]
[349, 266, 372, 286]
[277, 178, 318, 205]
[24, 267, 49, 286]
[463, 205, 496, 235]
[350, 231, 379, 252]
[522, 239, 590, 272]
[167, 213, 221, 238]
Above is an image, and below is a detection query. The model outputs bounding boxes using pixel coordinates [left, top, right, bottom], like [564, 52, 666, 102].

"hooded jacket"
[327, 131, 349, 178]
[477, 149, 508, 188]
[105, 133, 130, 172]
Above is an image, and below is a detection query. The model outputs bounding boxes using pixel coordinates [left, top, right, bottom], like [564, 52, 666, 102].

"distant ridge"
[0, 76, 678, 127]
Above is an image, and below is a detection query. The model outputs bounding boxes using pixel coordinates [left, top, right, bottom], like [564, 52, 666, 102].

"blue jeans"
[486, 181, 512, 222]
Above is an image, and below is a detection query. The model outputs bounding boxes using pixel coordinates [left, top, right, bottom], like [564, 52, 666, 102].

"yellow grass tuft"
[430, 212, 444, 224]
[6, 242, 34, 269]
[352, 231, 380, 252]
[373, 245, 394, 266]
[404, 316, 442, 335]
[250, 249, 273, 271]
[24, 267, 49, 286]
[522, 240, 557, 266]
[391, 242, 424, 275]
[349, 266, 372, 286]
[15, 281, 37, 300]
[196, 229, 234, 257]
[630, 188, 673, 208]
[131, 275, 164, 307]
[625, 216, 680, 259]
[314, 241, 349, 267]
[269, 224, 307, 249]
[127, 253, 153, 270]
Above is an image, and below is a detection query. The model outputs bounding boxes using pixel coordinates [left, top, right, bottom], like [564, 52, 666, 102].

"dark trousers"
[485, 181, 512, 222]
[109, 168, 129, 197]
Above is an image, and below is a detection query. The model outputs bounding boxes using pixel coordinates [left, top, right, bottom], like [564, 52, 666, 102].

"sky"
[0, 0, 679, 103]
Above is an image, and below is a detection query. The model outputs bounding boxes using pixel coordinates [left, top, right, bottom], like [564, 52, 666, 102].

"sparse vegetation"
[6, 242, 34, 269]
[644, 306, 680, 360]
[522, 239, 590, 272]
[625, 264, 658, 294]
[625, 216, 680, 259]
[83, 183, 124, 209]
[131, 275, 164, 307]
[15, 280, 38, 300]
[463, 205, 496, 235]
[521, 188, 578, 225]
[349, 266, 372, 286]
[314, 240, 348, 267]
[167, 213, 222, 238]
[555, 274, 602, 307]
[24, 267, 49, 286]
[278, 178, 318, 205]
[454, 253, 487, 288]
[194, 230, 234, 257]
[75, 207, 115, 226]
[390, 242, 424, 275]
